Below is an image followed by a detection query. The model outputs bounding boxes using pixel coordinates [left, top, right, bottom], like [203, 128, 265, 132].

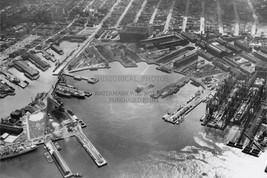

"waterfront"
[1, 62, 267, 178]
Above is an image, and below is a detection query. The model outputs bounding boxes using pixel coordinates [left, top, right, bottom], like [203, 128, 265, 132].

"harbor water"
[1, 62, 267, 178]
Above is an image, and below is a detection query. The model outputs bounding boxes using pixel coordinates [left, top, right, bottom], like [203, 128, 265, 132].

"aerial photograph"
[0, 0, 267, 177]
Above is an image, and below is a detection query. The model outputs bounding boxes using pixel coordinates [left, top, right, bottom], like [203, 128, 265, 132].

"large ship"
[55, 83, 90, 99]
[0, 144, 37, 160]
[55, 88, 72, 97]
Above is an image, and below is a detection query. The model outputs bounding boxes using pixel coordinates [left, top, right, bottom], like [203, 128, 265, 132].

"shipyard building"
[61, 35, 87, 42]
[22, 52, 50, 71]
[13, 60, 39, 80]
[119, 24, 153, 43]
[234, 40, 252, 53]
[206, 44, 227, 58]
[0, 124, 23, 135]
[255, 61, 267, 76]
[140, 34, 188, 49]
[253, 51, 267, 62]
[51, 44, 64, 55]
[197, 49, 215, 61]
[173, 53, 198, 68]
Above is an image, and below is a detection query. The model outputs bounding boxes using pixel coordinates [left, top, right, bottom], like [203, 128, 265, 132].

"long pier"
[45, 140, 73, 178]
[75, 127, 107, 167]
[62, 73, 99, 84]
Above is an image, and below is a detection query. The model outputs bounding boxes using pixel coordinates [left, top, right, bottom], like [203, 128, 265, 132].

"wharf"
[163, 93, 205, 124]
[151, 76, 189, 99]
[63, 73, 99, 84]
[44, 140, 73, 178]
[68, 65, 110, 73]
[75, 127, 107, 167]
[1, 71, 29, 88]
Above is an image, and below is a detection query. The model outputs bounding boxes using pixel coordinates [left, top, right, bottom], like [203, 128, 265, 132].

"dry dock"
[44, 140, 73, 178]
[75, 129, 107, 167]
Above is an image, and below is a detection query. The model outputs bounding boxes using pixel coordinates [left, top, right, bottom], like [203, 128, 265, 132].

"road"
[247, 0, 258, 36]
[115, 0, 135, 28]
[182, 0, 190, 32]
[233, 2, 240, 36]
[83, 0, 96, 12]
[200, 0, 205, 33]
[163, 0, 176, 32]
[149, 0, 162, 24]
[216, 0, 224, 34]
[133, 0, 147, 23]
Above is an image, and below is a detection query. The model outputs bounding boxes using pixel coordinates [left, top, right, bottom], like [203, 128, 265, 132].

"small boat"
[73, 172, 82, 177]
[73, 91, 86, 99]
[54, 142, 61, 151]
[85, 92, 92, 97]
[78, 120, 86, 128]
[74, 75, 82, 81]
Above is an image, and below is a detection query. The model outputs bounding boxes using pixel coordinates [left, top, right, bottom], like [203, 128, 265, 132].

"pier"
[62, 73, 99, 84]
[44, 140, 73, 178]
[75, 127, 107, 167]
[163, 91, 205, 124]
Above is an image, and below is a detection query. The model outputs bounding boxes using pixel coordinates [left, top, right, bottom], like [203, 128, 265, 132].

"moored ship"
[55, 89, 72, 97]
[0, 144, 37, 160]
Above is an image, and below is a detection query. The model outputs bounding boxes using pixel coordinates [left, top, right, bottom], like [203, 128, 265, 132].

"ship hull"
[0, 146, 37, 160]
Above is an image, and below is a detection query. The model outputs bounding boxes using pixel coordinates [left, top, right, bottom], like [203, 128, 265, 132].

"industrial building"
[140, 34, 189, 49]
[214, 44, 233, 56]
[221, 36, 245, 42]
[206, 44, 226, 58]
[156, 47, 194, 64]
[173, 53, 198, 68]
[61, 35, 87, 42]
[0, 124, 23, 135]
[240, 53, 259, 64]
[255, 61, 267, 76]
[221, 57, 239, 68]
[51, 44, 64, 55]
[197, 49, 215, 61]
[260, 47, 267, 55]
[13, 60, 39, 80]
[9, 110, 23, 123]
[68, 57, 80, 70]
[234, 40, 252, 53]
[119, 24, 153, 43]
[225, 43, 243, 54]
[181, 32, 197, 43]
[253, 51, 267, 62]
[212, 59, 231, 72]
[22, 52, 50, 71]
[215, 38, 227, 45]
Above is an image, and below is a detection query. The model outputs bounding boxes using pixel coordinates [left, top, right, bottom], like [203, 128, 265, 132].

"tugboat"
[0, 144, 37, 160]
